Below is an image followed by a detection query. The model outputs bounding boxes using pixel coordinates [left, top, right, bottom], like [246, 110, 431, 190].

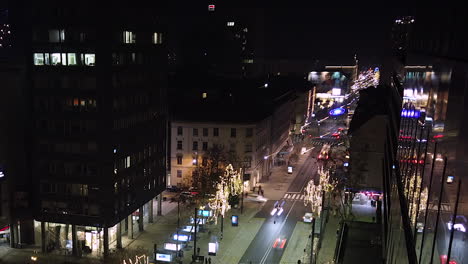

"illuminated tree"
[407, 170, 428, 225]
[207, 164, 243, 224]
[351, 69, 379, 91]
[304, 167, 337, 217]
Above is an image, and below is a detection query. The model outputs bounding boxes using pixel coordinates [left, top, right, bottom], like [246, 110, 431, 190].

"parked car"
[166, 185, 180, 192]
[303, 213, 313, 223]
[180, 191, 193, 198]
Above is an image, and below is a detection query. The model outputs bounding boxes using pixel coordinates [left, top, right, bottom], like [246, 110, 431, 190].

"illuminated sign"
[287, 166, 293, 173]
[331, 88, 341, 96]
[156, 253, 172, 262]
[401, 109, 421, 118]
[447, 175, 454, 184]
[208, 4, 215, 11]
[190, 218, 206, 225]
[181, 225, 198, 233]
[231, 215, 239, 226]
[173, 233, 190, 242]
[164, 243, 183, 251]
[329, 108, 346, 116]
[208, 242, 218, 256]
[198, 210, 212, 217]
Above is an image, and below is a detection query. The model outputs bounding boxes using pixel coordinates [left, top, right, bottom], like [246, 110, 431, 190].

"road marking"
[284, 194, 290, 199]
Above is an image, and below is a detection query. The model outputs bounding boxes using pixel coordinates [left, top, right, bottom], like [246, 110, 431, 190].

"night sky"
[264, 6, 411, 67]
[172, 3, 415, 69]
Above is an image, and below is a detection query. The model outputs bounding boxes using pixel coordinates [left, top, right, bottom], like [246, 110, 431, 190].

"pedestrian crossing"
[310, 140, 341, 147]
[282, 192, 305, 201]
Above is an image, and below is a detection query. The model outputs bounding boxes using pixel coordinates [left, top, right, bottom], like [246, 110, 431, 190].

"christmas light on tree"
[208, 164, 243, 224]
[303, 166, 336, 217]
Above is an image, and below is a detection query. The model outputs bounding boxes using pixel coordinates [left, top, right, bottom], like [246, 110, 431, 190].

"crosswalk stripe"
[292, 194, 298, 200]
[284, 194, 290, 199]
[300, 194, 304, 200]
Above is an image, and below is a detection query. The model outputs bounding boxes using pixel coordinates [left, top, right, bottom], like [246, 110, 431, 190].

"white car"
[303, 213, 313, 223]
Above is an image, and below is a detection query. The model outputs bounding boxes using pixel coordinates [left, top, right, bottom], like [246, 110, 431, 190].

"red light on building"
[433, 134, 444, 139]
[208, 4, 215, 11]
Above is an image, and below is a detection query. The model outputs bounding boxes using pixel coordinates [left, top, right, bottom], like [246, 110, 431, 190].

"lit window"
[123, 31, 136, 44]
[34, 53, 44, 65]
[243, 59, 254, 64]
[67, 53, 77, 65]
[125, 156, 131, 168]
[227, 22, 235, 27]
[153, 33, 163, 44]
[84, 54, 95, 66]
[51, 53, 61, 65]
[202, 92, 207, 98]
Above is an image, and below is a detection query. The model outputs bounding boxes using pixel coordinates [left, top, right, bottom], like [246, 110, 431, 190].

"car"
[447, 215, 467, 233]
[303, 213, 313, 223]
[272, 238, 287, 249]
[180, 191, 193, 198]
[166, 185, 180, 192]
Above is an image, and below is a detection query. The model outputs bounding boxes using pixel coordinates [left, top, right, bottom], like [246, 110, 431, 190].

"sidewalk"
[178, 201, 265, 264]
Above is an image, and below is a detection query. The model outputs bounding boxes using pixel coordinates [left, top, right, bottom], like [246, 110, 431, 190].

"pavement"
[239, 149, 320, 264]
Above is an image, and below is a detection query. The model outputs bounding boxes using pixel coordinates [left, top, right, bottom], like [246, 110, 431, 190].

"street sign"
[156, 253, 172, 262]
[208, 242, 218, 256]
[231, 215, 239, 226]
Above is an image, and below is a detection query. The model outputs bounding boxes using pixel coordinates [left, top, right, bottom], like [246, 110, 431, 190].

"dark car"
[166, 185, 180, 192]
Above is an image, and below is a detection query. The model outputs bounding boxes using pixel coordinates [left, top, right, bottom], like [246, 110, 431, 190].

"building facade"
[8, 4, 168, 256]
[170, 100, 293, 190]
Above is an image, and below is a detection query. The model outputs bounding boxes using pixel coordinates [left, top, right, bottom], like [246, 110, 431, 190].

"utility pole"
[446, 179, 462, 263]
[310, 218, 316, 264]
[193, 207, 198, 261]
[429, 157, 447, 264]
[241, 166, 244, 214]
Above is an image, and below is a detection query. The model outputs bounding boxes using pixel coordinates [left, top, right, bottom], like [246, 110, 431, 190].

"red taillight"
[280, 239, 287, 249]
[318, 155, 322, 159]
[273, 239, 279, 248]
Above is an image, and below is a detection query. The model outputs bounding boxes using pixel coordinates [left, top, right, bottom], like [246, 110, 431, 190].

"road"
[239, 148, 319, 264]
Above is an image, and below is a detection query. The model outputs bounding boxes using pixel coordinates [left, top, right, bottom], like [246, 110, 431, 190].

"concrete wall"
[349, 115, 389, 190]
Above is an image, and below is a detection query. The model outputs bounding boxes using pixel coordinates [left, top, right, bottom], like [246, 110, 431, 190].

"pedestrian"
[208, 257, 212, 264]
[253, 186, 256, 193]
[205, 258, 208, 264]
[197, 247, 200, 255]
[261, 190, 264, 196]
[259, 185, 262, 191]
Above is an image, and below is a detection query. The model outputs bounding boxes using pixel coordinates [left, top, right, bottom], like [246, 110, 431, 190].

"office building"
[6, 4, 168, 256]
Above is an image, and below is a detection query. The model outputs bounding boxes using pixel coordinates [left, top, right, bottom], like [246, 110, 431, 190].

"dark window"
[244, 156, 252, 168]
[231, 128, 237, 138]
[246, 128, 253, 137]
[193, 128, 198, 136]
[177, 141, 182, 150]
[202, 142, 208, 151]
[192, 141, 198, 150]
[177, 170, 182, 178]
[177, 155, 183, 165]
[203, 128, 208, 137]
[213, 128, 219, 137]
[245, 144, 252, 153]
[202, 157, 208, 166]
[177, 126, 183, 136]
